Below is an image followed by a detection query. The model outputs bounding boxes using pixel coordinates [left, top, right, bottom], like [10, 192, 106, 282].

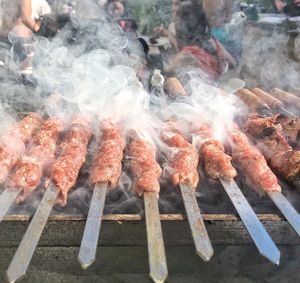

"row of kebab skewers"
[0, 82, 300, 283]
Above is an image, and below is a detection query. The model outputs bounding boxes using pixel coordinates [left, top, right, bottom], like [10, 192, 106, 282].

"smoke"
[240, 31, 300, 91]
[2, 6, 300, 283]
[0, 103, 17, 138]
[156, 75, 239, 145]
[0, 0, 299, 219]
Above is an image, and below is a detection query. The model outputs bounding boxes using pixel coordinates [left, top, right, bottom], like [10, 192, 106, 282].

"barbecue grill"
[0, 122, 299, 283]
[0, 213, 299, 282]
[0, 76, 300, 283]
[1, 4, 300, 283]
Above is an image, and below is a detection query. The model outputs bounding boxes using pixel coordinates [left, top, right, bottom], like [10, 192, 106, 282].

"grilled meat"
[243, 115, 300, 189]
[275, 114, 300, 149]
[236, 89, 271, 116]
[127, 136, 162, 196]
[0, 113, 43, 183]
[193, 123, 237, 181]
[227, 123, 281, 192]
[90, 120, 125, 188]
[164, 77, 187, 98]
[271, 88, 300, 109]
[51, 116, 92, 206]
[7, 117, 64, 203]
[251, 88, 283, 110]
[161, 122, 199, 189]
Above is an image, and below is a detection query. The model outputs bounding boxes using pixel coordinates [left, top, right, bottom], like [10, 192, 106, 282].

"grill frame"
[1, 214, 300, 282]
[0, 214, 299, 247]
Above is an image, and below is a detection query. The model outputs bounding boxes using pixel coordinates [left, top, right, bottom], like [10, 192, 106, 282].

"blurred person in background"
[20, 0, 79, 41]
[106, 0, 130, 20]
[203, 0, 232, 33]
[97, 0, 108, 19]
[0, 0, 22, 69]
[166, 0, 236, 81]
[275, 0, 300, 61]
[153, 0, 181, 51]
[21, 0, 52, 34]
[0, 0, 22, 42]
[275, 0, 300, 15]
[202, 0, 242, 63]
[21, 0, 70, 37]
[7, 0, 52, 75]
[11, 0, 69, 75]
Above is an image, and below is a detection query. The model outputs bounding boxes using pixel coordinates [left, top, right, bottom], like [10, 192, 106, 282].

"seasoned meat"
[275, 114, 300, 149]
[7, 117, 64, 203]
[0, 145, 23, 183]
[12, 113, 43, 142]
[201, 140, 237, 180]
[0, 113, 43, 184]
[236, 89, 271, 114]
[51, 116, 92, 206]
[90, 121, 125, 188]
[128, 138, 162, 196]
[161, 124, 199, 189]
[193, 123, 237, 181]
[165, 77, 187, 98]
[243, 115, 300, 189]
[227, 124, 281, 192]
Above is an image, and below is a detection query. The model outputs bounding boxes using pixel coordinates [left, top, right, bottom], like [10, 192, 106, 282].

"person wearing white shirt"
[10, 0, 52, 75]
[21, 0, 51, 33]
[153, 0, 181, 51]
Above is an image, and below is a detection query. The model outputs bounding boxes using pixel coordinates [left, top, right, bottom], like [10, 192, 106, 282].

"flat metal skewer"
[144, 191, 168, 283]
[179, 183, 214, 261]
[220, 179, 280, 265]
[277, 106, 296, 117]
[6, 183, 59, 283]
[267, 191, 300, 237]
[0, 188, 22, 223]
[78, 182, 108, 269]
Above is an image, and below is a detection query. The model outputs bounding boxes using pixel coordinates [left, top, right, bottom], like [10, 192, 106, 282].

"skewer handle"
[0, 188, 22, 223]
[180, 184, 213, 261]
[6, 184, 59, 283]
[220, 179, 280, 265]
[78, 183, 108, 269]
[268, 191, 300, 237]
[144, 192, 168, 283]
[277, 106, 295, 117]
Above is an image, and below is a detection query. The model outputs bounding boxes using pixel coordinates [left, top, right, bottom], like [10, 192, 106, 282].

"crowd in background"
[0, 0, 299, 81]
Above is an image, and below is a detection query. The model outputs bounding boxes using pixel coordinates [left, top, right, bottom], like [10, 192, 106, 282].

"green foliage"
[126, 0, 278, 34]
[235, 0, 277, 13]
[127, 0, 172, 34]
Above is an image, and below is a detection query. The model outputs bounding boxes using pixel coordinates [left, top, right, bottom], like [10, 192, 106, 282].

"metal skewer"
[220, 179, 280, 265]
[179, 183, 214, 261]
[6, 183, 59, 283]
[0, 188, 22, 223]
[267, 191, 300, 237]
[277, 106, 296, 117]
[144, 191, 168, 283]
[78, 182, 108, 269]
